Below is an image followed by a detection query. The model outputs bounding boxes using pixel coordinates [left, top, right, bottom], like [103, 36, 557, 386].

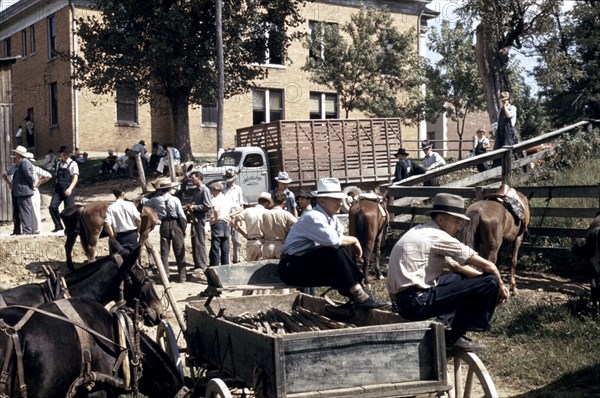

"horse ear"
[108, 237, 124, 254]
[121, 244, 141, 267]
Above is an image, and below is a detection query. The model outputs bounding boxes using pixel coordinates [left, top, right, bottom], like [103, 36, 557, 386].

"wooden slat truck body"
[185, 293, 451, 398]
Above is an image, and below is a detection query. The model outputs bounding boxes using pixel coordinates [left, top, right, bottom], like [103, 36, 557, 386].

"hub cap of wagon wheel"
[205, 378, 232, 398]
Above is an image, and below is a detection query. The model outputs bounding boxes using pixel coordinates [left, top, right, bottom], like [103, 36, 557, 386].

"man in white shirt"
[223, 169, 246, 263]
[26, 152, 52, 234]
[104, 188, 141, 252]
[232, 192, 272, 261]
[209, 182, 233, 265]
[49, 146, 79, 232]
[421, 141, 446, 186]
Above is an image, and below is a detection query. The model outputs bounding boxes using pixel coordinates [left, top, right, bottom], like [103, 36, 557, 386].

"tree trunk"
[170, 95, 192, 162]
[475, 24, 511, 128]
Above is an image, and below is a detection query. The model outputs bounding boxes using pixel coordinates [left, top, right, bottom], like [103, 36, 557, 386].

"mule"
[0, 298, 190, 398]
[0, 241, 163, 326]
[348, 193, 389, 283]
[572, 212, 600, 314]
[61, 200, 158, 271]
[460, 186, 531, 294]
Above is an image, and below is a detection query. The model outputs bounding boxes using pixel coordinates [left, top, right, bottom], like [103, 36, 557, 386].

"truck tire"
[341, 186, 362, 213]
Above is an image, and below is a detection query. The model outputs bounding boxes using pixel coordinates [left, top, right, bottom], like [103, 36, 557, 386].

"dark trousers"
[49, 190, 75, 229]
[16, 196, 34, 235]
[191, 221, 207, 270]
[392, 273, 500, 342]
[210, 220, 230, 266]
[160, 220, 186, 275]
[11, 193, 21, 235]
[278, 246, 364, 299]
[115, 230, 139, 253]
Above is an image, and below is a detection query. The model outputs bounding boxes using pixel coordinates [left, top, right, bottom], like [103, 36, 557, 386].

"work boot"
[446, 336, 486, 353]
[353, 296, 391, 310]
[178, 269, 187, 283]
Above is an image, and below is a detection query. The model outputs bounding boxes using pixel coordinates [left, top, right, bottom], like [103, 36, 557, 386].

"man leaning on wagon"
[387, 193, 509, 352]
[279, 178, 389, 310]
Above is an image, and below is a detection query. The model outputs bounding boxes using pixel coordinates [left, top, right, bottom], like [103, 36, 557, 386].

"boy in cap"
[223, 169, 246, 263]
[392, 148, 425, 183]
[49, 146, 79, 232]
[421, 141, 446, 186]
[296, 190, 313, 216]
[279, 178, 389, 310]
[387, 193, 509, 352]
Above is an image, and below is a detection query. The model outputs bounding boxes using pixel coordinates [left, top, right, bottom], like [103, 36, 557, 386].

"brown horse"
[348, 193, 389, 284]
[61, 199, 158, 270]
[460, 187, 531, 294]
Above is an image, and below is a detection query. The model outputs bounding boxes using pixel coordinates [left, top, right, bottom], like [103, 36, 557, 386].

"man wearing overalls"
[49, 146, 79, 232]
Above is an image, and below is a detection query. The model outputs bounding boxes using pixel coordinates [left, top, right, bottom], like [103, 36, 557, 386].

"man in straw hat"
[10, 145, 35, 234]
[279, 177, 390, 310]
[392, 147, 425, 183]
[223, 169, 247, 263]
[271, 171, 298, 217]
[387, 193, 509, 352]
[231, 192, 273, 261]
[141, 178, 188, 282]
[261, 191, 297, 260]
[49, 146, 79, 232]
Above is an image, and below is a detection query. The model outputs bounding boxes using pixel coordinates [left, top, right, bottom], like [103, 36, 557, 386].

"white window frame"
[252, 89, 284, 125]
[309, 92, 338, 119]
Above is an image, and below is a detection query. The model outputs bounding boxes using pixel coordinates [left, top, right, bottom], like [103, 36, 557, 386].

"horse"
[0, 240, 163, 326]
[460, 186, 531, 294]
[572, 212, 600, 314]
[0, 298, 190, 398]
[61, 199, 159, 271]
[348, 192, 389, 284]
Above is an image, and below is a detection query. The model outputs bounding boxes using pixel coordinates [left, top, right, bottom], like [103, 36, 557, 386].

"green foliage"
[534, 2, 600, 125]
[302, 6, 422, 122]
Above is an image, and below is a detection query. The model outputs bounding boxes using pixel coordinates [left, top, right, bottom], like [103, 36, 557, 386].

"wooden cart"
[185, 292, 497, 398]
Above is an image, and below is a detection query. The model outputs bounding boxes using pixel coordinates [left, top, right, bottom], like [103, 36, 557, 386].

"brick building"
[1, 0, 436, 158]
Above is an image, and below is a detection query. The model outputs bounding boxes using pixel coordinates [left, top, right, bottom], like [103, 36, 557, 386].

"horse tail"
[461, 209, 480, 249]
[356, 210, 368, 248]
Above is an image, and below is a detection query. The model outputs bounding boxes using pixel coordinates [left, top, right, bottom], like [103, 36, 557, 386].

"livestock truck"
[196, 118, 405, 206]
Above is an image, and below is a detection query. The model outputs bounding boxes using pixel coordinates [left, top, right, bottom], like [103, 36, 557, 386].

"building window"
[4, 38, 11, 57]
[30, 26, 36, 54]
[48, 15, 56, 59]
[21, 30, 27, 57]
[201, 105, 218, 125]
[50, 83, 58, 127]
[252, 89, 283, 125]
[309, 92, 338, 119]
[116, 85, 138, 124]
[308, 20, 338, 61]
[252, 21, 284, 66]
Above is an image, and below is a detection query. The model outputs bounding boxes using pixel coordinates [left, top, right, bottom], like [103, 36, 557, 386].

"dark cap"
[297, 190, 313, 199]
[58, 145, 70, 154]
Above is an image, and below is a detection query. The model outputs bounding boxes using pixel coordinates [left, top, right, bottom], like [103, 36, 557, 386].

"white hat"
[275, 171, 292, 184]
[12, 145, 28, 157]
[257, 192, 274, 207]
[225, 169, 236, 182]
[25, 152, 35, 161]
[425, 193, 470, 221]
[316, 178, 347, 199]
[151, 178, 180, 190]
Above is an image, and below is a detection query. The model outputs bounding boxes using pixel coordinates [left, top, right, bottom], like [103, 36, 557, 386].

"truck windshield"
[218, 152, 241, 167]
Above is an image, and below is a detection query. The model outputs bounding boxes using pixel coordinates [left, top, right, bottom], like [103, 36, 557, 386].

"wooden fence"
[0, 58, 16, 222]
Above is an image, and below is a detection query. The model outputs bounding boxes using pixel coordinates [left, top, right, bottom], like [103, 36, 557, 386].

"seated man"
[279, 177, 389, 310]
[99, 149, 117, 175]
[112, 149, 130, 174]
[387, 193, 509, 352]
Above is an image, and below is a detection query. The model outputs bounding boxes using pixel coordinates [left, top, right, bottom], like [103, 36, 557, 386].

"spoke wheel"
[205, 378, 232, 398]
[448, 351, 498, 398]
[156, 319, 184, 377]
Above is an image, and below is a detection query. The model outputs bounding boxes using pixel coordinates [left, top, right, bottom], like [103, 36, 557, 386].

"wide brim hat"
[257, 192, 274, 207]
[297, 189, 313, 199]
[139, 140, 146, 146]
[25, 152, 35, 161]
[500, 92, 510, 101]
[151, 178, 180, 190]
[316, 178, 347, 199]
[425, 193, 470, 221]
[393, 148, 409, 157]
[421, 141, 433, 150]
[275, 171, 292, 184]
[224, 169, 236, 182]
[12, 145, 28, 157]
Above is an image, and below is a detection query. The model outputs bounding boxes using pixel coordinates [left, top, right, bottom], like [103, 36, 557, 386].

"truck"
[195, 117, 405, 205]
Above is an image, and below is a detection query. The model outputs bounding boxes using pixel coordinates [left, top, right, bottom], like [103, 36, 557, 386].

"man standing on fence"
[387, 193, 509, 352]
[421, 141, 445, 186]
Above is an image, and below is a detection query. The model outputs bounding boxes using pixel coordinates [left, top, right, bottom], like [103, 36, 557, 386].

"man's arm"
[65, 174, 78, 196]
[341, 235, 362, 258]
[465, 254, 510, 301]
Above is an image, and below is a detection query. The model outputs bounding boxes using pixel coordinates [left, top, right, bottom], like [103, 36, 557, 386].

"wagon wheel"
[156, 319, 184, 377]
[205, 378, 233, 398]
[448, 351, 498, 398]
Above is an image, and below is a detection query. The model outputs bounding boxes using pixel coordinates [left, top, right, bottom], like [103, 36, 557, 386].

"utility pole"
[216, 0, 224, 159]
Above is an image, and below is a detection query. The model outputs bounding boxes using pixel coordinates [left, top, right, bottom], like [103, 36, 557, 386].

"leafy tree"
[303, 6, 421, 122]
[533, 1, 600, 125]
[457, 0, 562, 131]
[73, 0, 305, 159]
[426, 20, 486, 159]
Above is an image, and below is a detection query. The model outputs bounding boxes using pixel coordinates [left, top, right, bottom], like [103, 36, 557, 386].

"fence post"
[502, 149, 513, 186]
[475, 186, 484, 201]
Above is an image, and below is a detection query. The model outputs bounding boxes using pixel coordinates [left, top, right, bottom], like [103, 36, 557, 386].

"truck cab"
[194, 147, 271, 204]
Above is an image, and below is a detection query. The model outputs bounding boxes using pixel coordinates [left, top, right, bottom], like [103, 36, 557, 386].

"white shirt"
[423, 151, 445, 170]
[223, 183, 246, 211]
[236, 205, 269, 238]
[105, 199, 141, 233]
[212, 193, 233, 221]
[32, 165, 51, 187]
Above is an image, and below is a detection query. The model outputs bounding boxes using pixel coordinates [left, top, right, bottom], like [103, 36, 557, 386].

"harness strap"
[12, 333, 26, 398]
[114, 312, 131, 389]
[54, 300, 93, 379]
[0, 320, 28, 398]
[0, 295, 6, 309]
[0, 331, 14, 395]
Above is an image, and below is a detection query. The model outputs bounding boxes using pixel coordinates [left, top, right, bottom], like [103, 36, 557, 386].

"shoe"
[179, 272, 187, 283]
[353, 296, 391, 310]
[446, 336, 486, 353]
[51, 227, 64, 233]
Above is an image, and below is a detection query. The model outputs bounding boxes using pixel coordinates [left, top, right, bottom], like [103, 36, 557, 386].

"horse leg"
[509, 235, 524, 295]
[363, 247, 372, 285]
[64, 232, 77, 271]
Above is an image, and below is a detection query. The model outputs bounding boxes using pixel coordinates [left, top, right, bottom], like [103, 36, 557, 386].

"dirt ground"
[0, 179, 591, 397]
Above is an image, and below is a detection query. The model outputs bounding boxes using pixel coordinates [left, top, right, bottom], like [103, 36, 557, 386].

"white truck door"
[238, 151, 269, 204]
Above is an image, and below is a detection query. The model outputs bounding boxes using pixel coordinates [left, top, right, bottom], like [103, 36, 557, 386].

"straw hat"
[500, 92, 510, 101]
[151, 178, 180, 190]
[257, 192, 274, 207]
[316, 178, 347, 199]
[12, 145, 28, 157]
[425, 193, 470, 221]
[25, 152, 35, 161]
[224, 169, 236, 182]
[275, 171, 292, 184]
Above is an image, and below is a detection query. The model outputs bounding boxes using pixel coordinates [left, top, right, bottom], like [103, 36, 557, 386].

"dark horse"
[348, 192, 389, 283]
[572, 212, 600, 314]
[460, 186, 531, 294]
[0, 298, 190, 398]
[61, 200, 159, 271]
[0, 241, 163, 326]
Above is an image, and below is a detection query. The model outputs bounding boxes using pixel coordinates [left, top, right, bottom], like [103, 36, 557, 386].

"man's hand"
[498, 284, 510, 303]
[65, 188, 72, 196]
